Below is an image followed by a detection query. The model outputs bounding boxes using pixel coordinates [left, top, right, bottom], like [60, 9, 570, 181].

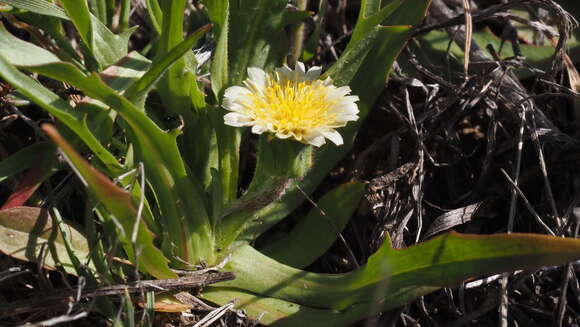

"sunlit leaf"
[125, 24, 211, 106]
[0, 23, 60, 66]
[0, 53, 123, 176]
[0, 206, 93, 275]
[259, 182, 365, 268]
[42, 125, 176, 279]
[218, 232, 580, 311]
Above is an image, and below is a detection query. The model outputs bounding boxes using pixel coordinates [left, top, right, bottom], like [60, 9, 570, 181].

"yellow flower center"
[248, 79, 336, 137]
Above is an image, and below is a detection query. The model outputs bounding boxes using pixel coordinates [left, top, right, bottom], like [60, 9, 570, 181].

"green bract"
[1, 1, 580, 326]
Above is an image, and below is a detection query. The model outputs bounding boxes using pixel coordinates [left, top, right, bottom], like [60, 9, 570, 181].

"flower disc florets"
[222, 62, 359, 147]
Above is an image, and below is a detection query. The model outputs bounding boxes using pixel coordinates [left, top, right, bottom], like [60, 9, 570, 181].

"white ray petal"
[306, 66, 322, 79]
[305, 134, 326, 147]
[321, 130, 344, 145]
[251, 125, 267, 134]
[224, 112, 253, 127]
[246, 67, 267, 90]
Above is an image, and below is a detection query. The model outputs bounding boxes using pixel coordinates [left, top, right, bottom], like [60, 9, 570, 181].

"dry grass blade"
[0, 272, 234, 318]
[461, 0, 472, 77]
[422, 202, 483, 239]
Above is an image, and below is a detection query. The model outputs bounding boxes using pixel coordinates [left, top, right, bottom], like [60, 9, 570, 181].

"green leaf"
[220, 232, 580, 311]
[144, 0, 163, 34]
[0, 142, 54, 183]
[202, 285, 437, 327]
[89, 0, 108, 26]
[60, 0, 134, 68]
[348, 0, 405, 50]
[0, 23, 60, 66]
[0, 0, 68, 19]
[228, 0, 289, 85]
[58, 0, 93, 51]
[26, 60, 214, 265]
[259, 182, 365, 268]
[154, 0, 194, 114]
[79, 51, 151, 144]
[206, 0, 229, 97]
[4, 0, 133, 69]
[153, 1, 219, 206]
[42, 125, 176, 279]
[16, 12, 84, 66]
[125, 24, 211, 106]
[238, 0, 431, 242]
[0, 206, 93, 275]
[99, 51, 151, 92]
[0, 53, 123, 176]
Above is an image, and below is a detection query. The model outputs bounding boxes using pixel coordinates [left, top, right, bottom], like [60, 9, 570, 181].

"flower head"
[222, 62, 359, 147]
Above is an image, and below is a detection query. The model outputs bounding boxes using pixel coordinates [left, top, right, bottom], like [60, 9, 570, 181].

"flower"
[222, 62, 359, 147]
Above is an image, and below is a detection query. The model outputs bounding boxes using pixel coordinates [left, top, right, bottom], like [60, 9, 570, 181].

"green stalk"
[217, 138, 313, 251]
[118, 0, 131, 32]
[206, 0, 240, 208]
[287, 0, 308, 66]
[150, 0, 220, 265]
[89, 0, 108, 25]
[156, 0, 191, 113]
[144, 0, 162, 34]
[105, 0, 115, 28]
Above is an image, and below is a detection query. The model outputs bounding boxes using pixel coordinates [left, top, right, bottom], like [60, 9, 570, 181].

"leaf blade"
[259, 182, 365, 268]
[0, 206, 92, 275]
[42, 125, 176, 279]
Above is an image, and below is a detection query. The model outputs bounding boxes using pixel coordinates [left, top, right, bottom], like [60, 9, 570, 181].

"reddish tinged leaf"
[1, 145, 57, 210]
[42, 124, 176, 279]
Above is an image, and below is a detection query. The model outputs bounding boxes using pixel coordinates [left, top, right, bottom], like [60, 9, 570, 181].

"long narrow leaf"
[0, 142, 53, 183]
[206, 0, 229, 97]
[0, 54, 123, 176]
[124, 24, 211, 105]
[259, 182, 365, 268]
[26, 61, 214, 264]
[0, 23, 60, 66]
[220, 232, 580, 310]
[42, 125, 176, 279]
[202, 285, 438, 327]
[0, 0, 68, 19]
